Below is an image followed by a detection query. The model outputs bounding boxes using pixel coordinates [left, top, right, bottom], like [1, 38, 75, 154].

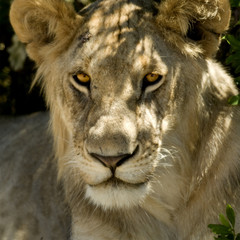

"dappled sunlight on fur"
[2, 0, 239, 239]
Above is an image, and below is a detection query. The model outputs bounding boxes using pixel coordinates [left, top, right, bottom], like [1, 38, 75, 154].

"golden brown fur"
[1, 0, 239, 239]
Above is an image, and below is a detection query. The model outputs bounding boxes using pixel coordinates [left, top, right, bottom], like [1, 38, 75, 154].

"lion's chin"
[85, 179, 150, 210]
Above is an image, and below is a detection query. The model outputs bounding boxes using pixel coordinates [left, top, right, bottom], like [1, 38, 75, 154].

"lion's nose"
[90, 147, 138, 172]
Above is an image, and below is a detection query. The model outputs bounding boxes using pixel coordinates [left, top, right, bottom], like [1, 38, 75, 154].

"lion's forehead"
[85, 0, 154, 31]
[68, 0, 169, 76]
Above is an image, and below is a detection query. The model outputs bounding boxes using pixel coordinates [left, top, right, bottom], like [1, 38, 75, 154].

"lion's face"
[52, 2, 186, 209]
[10, 0, 231, 211]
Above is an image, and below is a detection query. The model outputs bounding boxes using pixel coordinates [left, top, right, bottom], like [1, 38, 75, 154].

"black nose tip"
[90, 146, 138, 172]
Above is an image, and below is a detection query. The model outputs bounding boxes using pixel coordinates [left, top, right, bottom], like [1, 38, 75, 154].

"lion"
[0, 0, 239, 239]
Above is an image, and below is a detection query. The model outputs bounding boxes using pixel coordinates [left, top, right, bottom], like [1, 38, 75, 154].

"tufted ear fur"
[10, 0, 81, 65]
[156, 0, 231, 57]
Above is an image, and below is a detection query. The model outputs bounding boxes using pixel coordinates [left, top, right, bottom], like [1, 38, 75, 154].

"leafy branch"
[223, 0, 240, 105]
[208, 205, 240, 240]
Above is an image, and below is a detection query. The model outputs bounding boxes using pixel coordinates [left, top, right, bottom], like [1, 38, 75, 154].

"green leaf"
[230, 0, 240, 7]
[208, 224, 232, 235]
[226, 55, 235, 65]
[226, 205, 235, 228]
[219, 214, 231, 228]
[228, 95, 240, 106]
[225, 53, 240, 66]
[224, 35, 240, 50]
[235, 65, 240, 74]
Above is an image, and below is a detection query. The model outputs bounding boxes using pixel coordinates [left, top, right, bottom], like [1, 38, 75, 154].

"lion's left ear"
[10, 0, 81, 65]
[156, 0, 231, 57]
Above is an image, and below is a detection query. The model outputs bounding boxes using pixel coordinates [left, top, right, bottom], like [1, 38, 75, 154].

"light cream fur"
[1, 0, 239, 239]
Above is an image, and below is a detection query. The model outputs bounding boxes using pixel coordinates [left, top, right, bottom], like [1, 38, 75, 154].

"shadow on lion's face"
[10, 0, 234, 213]
[54, 0, 206, 210]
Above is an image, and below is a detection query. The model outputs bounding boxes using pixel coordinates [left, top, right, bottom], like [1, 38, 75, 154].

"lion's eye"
[142, 73, 163, 92]
[146, 73, 160, 83]
[73, 73, 91, 87]
[71, 72, 91, 95]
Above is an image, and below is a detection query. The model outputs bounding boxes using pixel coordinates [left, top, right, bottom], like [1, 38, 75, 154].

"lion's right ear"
[10, 0, 81, 65]
[156, 0, 231, 57]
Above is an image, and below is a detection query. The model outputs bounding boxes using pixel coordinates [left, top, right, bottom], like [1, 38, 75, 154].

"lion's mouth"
[89, 177, 147, 188]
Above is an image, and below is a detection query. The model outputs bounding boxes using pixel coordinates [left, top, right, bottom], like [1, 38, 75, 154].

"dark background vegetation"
[0, 0, 239, 116]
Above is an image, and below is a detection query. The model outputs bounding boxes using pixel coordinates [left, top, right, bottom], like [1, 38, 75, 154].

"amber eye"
[74, 73, 90, 83]
[142, 73, 163, 91]
[72, 72, 91, 89]
[145, 73, 160, 83]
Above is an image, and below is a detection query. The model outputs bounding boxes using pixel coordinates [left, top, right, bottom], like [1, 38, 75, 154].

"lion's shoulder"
[0, 112, 70, 239]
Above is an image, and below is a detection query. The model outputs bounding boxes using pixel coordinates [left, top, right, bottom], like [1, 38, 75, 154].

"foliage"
[220, 0, 240, 105]
[0, 0, 239, 115]
[230, 0, 240, 7]
[0, 0, 45, 115]
[208, 205, 240, 240]
[228, 94, 240, 105]
[224, 34, 240, 76]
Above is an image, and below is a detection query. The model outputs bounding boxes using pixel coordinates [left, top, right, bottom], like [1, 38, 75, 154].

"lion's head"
[10, 0, 235, 215]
